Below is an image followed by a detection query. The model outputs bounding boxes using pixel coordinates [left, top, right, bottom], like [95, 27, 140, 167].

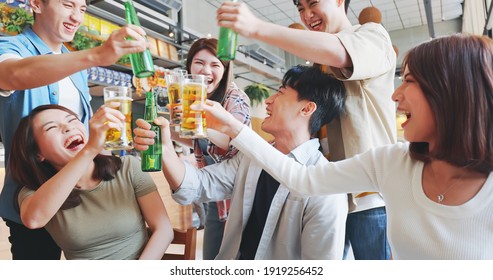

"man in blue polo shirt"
[0, 0, 149, 259]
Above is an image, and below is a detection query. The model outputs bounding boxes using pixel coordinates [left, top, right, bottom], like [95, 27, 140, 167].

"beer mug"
[165, 71, 185, 126]
[103, 86, 134, 150]
[180, 74, 207, 139]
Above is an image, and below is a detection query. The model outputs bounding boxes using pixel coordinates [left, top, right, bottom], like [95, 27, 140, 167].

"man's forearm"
[0, 49, 97, 90]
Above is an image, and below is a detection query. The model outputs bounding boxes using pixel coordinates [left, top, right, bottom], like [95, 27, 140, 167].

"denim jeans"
[343, 206, 390, 260]
[202, 202, 226, 260]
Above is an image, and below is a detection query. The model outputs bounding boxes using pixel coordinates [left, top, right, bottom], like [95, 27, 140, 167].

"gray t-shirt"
[18, 156, 157, 259]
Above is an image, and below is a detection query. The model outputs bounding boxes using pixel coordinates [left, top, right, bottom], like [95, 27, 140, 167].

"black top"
[239, 170, 280, 260]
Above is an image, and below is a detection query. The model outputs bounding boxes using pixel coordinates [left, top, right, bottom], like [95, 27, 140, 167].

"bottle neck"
[124, 0, 140, 26]
[144, 91, 157, 120]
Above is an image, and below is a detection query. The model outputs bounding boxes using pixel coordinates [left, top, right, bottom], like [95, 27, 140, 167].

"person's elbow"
[0, 64, 27, 90]
[20, 211, 48, 229]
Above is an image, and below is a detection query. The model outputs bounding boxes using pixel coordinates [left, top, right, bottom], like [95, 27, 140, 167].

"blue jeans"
[343, 206, 390, 260]
[202, 202, 226, 260]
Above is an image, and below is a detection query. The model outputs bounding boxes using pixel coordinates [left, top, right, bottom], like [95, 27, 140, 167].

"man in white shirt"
[135, 65, 348, 259]
[217, 0, 396, 259]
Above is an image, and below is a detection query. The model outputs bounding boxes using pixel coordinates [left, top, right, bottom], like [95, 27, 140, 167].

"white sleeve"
[0, 53, 22, 96]
[230, 127, 383, 196]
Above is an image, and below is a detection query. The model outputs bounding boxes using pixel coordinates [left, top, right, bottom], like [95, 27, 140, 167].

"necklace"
[429, 164, 466, 203]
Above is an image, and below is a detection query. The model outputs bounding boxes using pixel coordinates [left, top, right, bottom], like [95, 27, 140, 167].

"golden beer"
[167, 82, 182, 126]
[180, 82, 207, 138]
[104, 96, 134, 150]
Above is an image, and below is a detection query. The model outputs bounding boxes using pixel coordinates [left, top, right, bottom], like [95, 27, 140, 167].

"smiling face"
[296, 0, 342, 33]
[30, 0, 87, 50]
[261, 86, 309, 137]
[32, 109, 87, 170]
[189, 49, 225, 97]
[392, 68, 436, 149]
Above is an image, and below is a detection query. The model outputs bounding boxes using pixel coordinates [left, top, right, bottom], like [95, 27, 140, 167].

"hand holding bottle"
[134, 117, 173, 152]
[217, 1, 262, 38]
[91, 25, 150, 67]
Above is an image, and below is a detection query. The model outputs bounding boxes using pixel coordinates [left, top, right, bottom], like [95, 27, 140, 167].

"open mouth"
[206, 78, 214, 86]
[397, 110, 411, 127]
[399, 111, 411, 120]
[309, 20, 322, 30]
[63, 23, 77, 32]
[64, 135, 85, 150]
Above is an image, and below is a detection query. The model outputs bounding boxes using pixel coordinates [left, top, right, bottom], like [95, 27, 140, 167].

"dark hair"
[185, 38, 233, 105]
[9, 104, 122, 210]
[293, 0, 350, 13]
[403, 34, 493, 174]
[282, 65, 345, 135]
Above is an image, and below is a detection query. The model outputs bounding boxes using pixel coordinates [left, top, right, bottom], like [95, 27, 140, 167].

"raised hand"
[91, 24, 150, 67]
[85, 103, 125, 155]
[191, 99, 244, 138]
[134, 117, 172, 151]
[216, 2, 261, 38]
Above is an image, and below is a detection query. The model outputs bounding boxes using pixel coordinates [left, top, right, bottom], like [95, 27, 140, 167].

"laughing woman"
[9, 104, 173, 259]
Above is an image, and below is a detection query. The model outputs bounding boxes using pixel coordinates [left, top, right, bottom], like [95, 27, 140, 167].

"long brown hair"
[9, 104, 122, 210]
[185, 37, 233, 105]
[404, 34, 493, 174]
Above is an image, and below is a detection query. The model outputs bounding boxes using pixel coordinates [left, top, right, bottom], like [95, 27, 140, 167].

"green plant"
[244, 83, 271, 106]
[0, 5, 34, 34]
[70, 31, 103, 51]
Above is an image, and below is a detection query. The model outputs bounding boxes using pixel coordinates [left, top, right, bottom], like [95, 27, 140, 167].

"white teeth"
[310, 20, 321, 27]
[397, 110, 411, 119]
[63, 23, 76, 31]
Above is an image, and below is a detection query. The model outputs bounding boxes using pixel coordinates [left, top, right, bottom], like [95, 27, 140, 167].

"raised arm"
[0, 25, 148, 90]
[19, 106, 125, 228]
[134, 117, 185, 191]
[195, 100, 385, 197]
[217, 2, 351, 68]
[134, 117, 239, 204]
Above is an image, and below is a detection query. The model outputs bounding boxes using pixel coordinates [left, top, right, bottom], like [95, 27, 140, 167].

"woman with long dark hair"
[10, 104, 173, 259]
[179, 38, 251, 260]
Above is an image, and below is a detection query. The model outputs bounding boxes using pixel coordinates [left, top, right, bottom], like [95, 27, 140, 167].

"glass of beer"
[180, 74, 207, 139]
[103, 86, 134, 150]
[165, 69, 186, 127]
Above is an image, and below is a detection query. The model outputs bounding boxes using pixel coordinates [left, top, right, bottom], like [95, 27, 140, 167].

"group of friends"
[0, 0, 492, 260]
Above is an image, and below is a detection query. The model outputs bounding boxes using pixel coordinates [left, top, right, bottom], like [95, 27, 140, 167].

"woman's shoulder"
[226, 82, 249, 99]
[224, 82, 251, 108]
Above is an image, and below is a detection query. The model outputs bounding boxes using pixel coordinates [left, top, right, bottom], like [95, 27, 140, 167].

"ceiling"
[204, 0, 464, 32]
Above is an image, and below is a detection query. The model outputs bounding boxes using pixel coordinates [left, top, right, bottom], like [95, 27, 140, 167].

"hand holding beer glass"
[103, 86, 134, 150]
[180, 74, 207, 139]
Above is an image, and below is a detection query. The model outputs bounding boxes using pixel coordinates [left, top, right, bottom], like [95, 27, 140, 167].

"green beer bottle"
[124, 0, 155, 78]
[217, 0, 238, 60]
[141, 91, 162, 172]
